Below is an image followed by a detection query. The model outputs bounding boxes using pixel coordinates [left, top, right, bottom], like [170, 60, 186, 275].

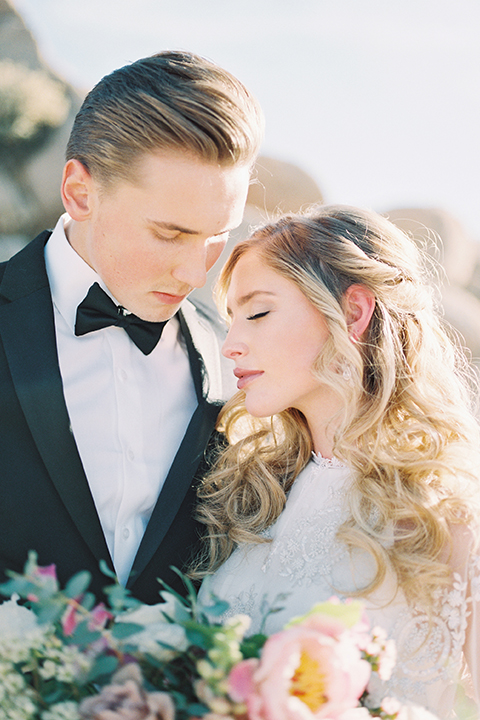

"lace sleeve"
[448, 523, 480, 706]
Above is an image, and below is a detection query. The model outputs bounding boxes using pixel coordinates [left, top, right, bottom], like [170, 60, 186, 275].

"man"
[0, 51, 263, 603]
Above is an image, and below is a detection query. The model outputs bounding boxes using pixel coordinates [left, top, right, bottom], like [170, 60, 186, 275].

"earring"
[340, 361, 352, 382]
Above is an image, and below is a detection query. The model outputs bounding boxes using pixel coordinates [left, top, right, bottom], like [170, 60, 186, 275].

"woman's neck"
[300, 387, 345, 460]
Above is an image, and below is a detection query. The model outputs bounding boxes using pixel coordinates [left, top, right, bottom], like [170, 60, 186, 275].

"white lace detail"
[199, 462, 480, 718]
[311, 452, 346, 469]
[261, 484, 349, 587]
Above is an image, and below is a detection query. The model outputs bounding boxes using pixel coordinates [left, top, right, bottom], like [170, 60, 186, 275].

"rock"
[0, 0, 83, 249]
[440, 284, 480, 364]
[0, 0, 42, 69]
[247, 155, 323, 216]
[385, 206, 478, 289]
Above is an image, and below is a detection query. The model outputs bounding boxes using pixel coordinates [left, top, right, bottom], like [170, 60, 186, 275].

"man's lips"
[233, 367, 264, 390]
[152, 291, 188, 305]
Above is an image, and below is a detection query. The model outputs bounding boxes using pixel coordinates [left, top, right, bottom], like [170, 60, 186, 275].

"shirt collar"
[45, 213, 111, 334]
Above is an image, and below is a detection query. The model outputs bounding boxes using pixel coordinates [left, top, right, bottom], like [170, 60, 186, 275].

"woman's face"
[222, 249, 333, 419]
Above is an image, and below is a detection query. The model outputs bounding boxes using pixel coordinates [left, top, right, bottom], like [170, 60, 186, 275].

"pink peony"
[228, 624, 371, 720]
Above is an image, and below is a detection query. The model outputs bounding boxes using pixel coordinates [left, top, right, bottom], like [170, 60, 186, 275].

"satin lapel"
[129, 401, 219, 584]
[179, 300, 228, 403]
[0, 236, 111, 566]
[129, 302, 224, 584]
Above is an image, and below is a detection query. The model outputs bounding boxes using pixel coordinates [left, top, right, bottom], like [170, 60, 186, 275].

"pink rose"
[228, 624, 371, 720]
[35, 563, 57, 580]
[62, 599, 113, 637]
[62, 602, 80, 636]
[26, 561, 59, 603]
[89, 602, 114, 630]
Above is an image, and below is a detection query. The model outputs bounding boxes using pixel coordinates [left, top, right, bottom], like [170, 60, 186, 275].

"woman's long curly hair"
[193, 204, 480, 609]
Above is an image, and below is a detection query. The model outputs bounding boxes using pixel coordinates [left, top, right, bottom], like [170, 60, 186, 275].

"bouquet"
[0, 553, 438, 720]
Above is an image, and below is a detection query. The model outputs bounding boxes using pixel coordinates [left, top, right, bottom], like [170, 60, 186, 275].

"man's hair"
[66, 51, 264, 187]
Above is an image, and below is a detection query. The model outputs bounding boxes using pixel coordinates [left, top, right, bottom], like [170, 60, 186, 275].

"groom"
[0, 51, 263, 603]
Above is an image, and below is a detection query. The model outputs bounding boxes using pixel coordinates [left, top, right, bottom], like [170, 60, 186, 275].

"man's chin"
[138, 301, 185, 323]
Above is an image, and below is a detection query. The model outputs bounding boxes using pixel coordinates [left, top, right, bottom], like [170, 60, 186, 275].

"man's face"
[70, 152, 251, 321]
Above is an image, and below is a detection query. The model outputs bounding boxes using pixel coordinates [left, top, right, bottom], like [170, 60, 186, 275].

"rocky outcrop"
[385, 207, 480, 362]
[2, 0, 480, 368]
[0, 0, 82, 258]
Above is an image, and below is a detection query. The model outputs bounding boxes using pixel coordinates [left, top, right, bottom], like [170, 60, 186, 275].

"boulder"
[385, 206, 478, 289]
[0, 0, 82, 250]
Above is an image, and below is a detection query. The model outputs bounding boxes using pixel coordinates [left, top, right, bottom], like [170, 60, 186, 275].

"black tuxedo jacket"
[0, 231, 232, 603]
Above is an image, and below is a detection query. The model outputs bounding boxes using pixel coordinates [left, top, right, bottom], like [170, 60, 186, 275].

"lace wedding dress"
[198, 455, 480, 719]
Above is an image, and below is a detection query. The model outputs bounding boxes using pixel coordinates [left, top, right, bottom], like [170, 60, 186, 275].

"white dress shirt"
[45, 214, 197, 586]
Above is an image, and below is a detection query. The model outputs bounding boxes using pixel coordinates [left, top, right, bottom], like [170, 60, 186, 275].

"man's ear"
[61, 159, 95, 220]
[342, 284, 375, 342]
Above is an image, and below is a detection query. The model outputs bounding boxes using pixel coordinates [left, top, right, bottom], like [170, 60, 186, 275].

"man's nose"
[172, 245, 209, 289]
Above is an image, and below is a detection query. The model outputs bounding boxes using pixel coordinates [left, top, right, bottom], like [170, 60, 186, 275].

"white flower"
[115, 602, 188, 661]
[41, 702, 80, 720]
[381, 697, 402, 714]
[0, 596, 38, 638]
[0, 661, 38, 719]
[224, 614, 251, 639]
[377, 638, 397, 681]
[397, 705, 440, 720]
[338, 709, 371, 719]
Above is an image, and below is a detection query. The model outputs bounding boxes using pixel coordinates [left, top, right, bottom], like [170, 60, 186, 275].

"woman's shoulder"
[441, 519, 480, 591]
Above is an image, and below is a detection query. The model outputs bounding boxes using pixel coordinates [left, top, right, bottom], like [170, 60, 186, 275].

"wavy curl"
[193, 205, 480, 610]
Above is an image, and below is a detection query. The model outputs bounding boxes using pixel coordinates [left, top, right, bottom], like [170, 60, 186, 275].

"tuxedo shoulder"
[0, 230, 52, 303]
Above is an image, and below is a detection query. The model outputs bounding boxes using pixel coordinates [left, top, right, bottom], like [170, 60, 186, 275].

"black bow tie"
[75, 282, 167, 355]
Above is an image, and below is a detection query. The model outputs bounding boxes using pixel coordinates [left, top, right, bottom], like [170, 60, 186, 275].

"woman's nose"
[222, 332, 248, 359]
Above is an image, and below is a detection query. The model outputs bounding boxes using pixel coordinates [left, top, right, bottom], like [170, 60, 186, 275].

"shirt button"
[127, 449, 135, 461]
[122, 528, 130, 540]
[118, 369, 127, 381]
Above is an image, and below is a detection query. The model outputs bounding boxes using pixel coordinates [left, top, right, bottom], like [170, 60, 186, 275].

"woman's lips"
[233, 367, 264, 390]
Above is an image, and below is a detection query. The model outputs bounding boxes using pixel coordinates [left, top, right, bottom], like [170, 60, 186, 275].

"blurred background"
[1, 0, 480, 358]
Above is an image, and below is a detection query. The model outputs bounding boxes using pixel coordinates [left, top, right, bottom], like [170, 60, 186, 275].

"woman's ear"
[61, 159, 95, 221]
[342, 284, 375, 342]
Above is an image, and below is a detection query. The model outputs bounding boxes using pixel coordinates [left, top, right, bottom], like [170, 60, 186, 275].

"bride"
[194, 205, 480, 719]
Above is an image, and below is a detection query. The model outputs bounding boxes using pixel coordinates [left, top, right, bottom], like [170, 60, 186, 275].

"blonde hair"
[66, 51, 264, 188]
[194, 204, 480, 610]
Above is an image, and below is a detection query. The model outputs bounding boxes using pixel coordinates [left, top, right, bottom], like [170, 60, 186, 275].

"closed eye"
[153, 233, 181, 243]
[247, 311, 270, 320]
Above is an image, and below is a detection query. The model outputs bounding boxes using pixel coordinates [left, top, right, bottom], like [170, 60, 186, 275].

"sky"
[11, 0, 480, 239]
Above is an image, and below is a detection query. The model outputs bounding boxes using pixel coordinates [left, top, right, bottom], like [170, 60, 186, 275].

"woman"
[194, 205, 480, 718]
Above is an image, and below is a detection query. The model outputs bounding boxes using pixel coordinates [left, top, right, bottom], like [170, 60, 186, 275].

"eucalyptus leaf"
[70, 620, 102, 646]
[186, 703, 208, 716]
[81, 592, 96, 611]
[110, 621, 144, 639]
[87, 654, 119, 682]
[65, 571, 92, 599]
[36, 598, 66, 624]
[99, 559, 117, 580]
[202, 598, 230, 616]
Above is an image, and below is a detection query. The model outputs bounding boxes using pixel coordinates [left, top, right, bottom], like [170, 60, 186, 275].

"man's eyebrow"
[147, 219, 235, 237]
[226, 290, 276, 314]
